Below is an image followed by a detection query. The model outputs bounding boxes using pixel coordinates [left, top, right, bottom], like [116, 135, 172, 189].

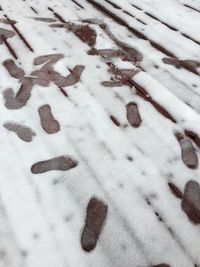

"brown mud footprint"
[31, 155, 78, 174]
[81, 197, 108, 252]
[4, 122, 36, 142]
[175, 133, 198, 169]
[126, 102, 142, 128]
[182, 180, 200, 224]
[38, 104, 60, 134]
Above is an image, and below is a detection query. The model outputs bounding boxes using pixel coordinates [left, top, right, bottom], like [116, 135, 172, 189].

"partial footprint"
[3, 59, 25, 79]
[3, 77, 36, 109]
[81, 197, 108, 252]
[4, 122, 36, 142]
[38, 104, 60, 134]
[182, 180, 200, 224]
[126, 102, 142, 128]
[31, 155, 78, 174]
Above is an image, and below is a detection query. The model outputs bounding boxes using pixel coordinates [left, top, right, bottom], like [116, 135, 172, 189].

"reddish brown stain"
[182, 180, 200, 224]
[126, 102, 142, 128]
[38, 104, 60, 134]
[81, 197, 108, 252]
[31, 156, 78, 174]
[4, 122, 36, 142]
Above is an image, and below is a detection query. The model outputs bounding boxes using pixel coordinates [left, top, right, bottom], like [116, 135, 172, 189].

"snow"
[0, 0, 199, 267]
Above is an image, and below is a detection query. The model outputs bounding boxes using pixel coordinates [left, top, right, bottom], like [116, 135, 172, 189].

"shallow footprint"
[81, 197, 108, 252]
[4, 122, 36, 142]
[38, 104, 60, 134]
[31, 155, 78, 174]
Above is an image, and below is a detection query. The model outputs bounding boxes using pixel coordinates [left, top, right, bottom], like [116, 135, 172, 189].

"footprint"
[182, 180, 200, 224]
[126, 102, 142, 128]
[4, 122, 36, 142]
[3, 59, 25, 79]
[38, 104, 60, 134]
[81, 197, 108, 252]
[179, 138, 198, 169]
[31, 156, 78, 174]
[3, 77, 36, 109]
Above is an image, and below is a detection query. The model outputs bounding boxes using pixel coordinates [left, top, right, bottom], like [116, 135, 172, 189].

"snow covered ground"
[0, 0, 200, 266]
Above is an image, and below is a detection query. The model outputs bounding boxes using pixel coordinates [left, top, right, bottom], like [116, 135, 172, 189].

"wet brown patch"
[110, 115, 120, 126]
[81, 197, 108, 252]
[3, 59, 25, 79]
[175, 133, 198, 169]
[68, 24, 96, 46]
[182, 180, 200, 224]
[168, 183, 183, 199]
[126, 102, 142, 128]
[31, 155, 78, 174]
[3, 77, 36, 109]
[4, 122, 36, 142]
[38, 104, 60, 134]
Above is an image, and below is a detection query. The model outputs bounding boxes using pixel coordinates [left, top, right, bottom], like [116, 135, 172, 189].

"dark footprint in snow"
[176, 134, 198, 169]
[38, 104, 60, 134]
[4, 122, 36, 142]
[3, 59, 25, 79]
[31, 156, 78, 174]
[182, 180, 200, 224]
[81, 197, 108, 252]
[126, 102, 142, 128]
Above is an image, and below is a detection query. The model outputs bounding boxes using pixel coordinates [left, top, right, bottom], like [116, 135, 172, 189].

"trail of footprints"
[1, 14, 200, 266]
